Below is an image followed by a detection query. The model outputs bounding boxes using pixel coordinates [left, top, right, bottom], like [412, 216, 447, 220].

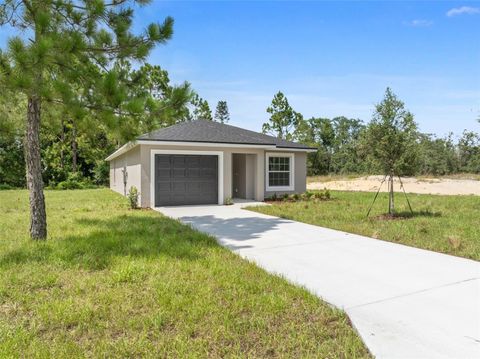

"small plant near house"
[127, 186, 140, 209]
[225, 196, 234, 205]
[266, 190, 331, 203]
[314, 188, 331, 201]
[301, 191, 314, 201]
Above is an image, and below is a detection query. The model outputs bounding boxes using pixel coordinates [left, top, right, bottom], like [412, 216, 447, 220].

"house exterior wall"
[109, 145, 142, 201]
[264, 151, 307, 198]
[139, 144, 266, 207]
[108, 143, 308, 208]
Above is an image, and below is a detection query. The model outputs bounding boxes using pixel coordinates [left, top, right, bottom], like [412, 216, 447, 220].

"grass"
[249, 191, 480, 261]
[0, 189, 369, 358]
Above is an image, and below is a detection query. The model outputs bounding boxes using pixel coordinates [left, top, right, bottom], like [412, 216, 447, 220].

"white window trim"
[265, 152, 295, 192]
[150, 149, 224, 207]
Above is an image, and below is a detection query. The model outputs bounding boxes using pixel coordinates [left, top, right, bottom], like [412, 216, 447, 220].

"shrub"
[282, 193, 290, 201]
[225, 196, 234, 205]
[271, 193, 278, 201]
[127, 186, 140, 209]
[57, 173, 86, 190]
[55, 173, 97, 190]
[93, 160, 110, 186]
[0, 184, 14, 190]
[314, 188, 331, 201]
[301, 191, 314, 201]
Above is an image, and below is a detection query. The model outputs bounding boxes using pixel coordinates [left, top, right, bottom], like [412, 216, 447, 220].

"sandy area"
[308, 175, 480, 196]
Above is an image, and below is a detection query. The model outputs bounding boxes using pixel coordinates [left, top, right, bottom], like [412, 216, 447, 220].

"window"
[266, 153, 294, 191]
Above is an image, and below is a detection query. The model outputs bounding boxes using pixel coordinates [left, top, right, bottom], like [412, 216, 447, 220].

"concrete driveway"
[156, 202, 480, 358]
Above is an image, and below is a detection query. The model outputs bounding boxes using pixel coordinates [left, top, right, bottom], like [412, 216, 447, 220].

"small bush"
[314, 188, 331, 201]
[282, 193, 290, 201]
[0, 184, 14, 190]
[225, 196, 234, 205]
[93, 160, 110, 186]
[271, 193, 278, 201]
[301, 191, 314, 201]
[127, 186, 140, 209]
[55, 173, 96, 190]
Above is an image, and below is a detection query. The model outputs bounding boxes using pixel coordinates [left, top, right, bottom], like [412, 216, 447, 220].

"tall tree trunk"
[25, 96, 47, 240]
[71, 121, 78, 173]
[388, 171, 395, 215]
[60, 120, 66, 170]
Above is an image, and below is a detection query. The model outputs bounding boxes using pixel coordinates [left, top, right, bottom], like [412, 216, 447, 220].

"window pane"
[268, 171, 290, 187]
[269, 156, 290, 171]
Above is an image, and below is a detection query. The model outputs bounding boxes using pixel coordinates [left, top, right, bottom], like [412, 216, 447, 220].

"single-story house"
[106, 120, 316, 207]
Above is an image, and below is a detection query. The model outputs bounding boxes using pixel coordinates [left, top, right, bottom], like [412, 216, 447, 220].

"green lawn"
[0, 189, 369, 358]
[249, 191, 480, 261]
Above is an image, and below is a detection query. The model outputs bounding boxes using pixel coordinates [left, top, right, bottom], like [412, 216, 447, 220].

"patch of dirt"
[308, 175, 480, 196]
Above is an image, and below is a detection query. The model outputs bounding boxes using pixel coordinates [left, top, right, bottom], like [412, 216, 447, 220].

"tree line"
[0, 71, 230, 190]
[262, 91, 480, 177]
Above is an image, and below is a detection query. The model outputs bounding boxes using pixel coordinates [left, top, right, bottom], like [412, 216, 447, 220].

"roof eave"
[105, 141, 139, 161]
[105, 140, 316, 161]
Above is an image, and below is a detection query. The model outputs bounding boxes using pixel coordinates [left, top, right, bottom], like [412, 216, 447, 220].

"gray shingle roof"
[137, 120, 314, 150]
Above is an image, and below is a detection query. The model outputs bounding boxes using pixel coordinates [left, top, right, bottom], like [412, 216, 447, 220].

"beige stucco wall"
[109, 143, 308, 207]
[109, 146, 142, 202]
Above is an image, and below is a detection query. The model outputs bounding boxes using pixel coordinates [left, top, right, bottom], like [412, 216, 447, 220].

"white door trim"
[150, 149, 224, 207]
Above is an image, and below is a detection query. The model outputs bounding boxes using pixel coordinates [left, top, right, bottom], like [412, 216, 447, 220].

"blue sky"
[135, 0, 480, 137]
[1, 1, 478, 137]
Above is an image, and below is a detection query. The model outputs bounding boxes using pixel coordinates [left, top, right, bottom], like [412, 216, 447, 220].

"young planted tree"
[0, 0, 174, 239]
[363, 88, 418, 215]
[214, 100, 230, 123]
[262, 91, 303, 141]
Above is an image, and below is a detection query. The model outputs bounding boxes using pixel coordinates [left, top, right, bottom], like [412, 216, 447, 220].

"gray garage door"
[154, 154, 218, 206]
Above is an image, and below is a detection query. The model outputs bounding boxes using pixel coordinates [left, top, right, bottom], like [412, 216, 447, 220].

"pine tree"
[191, 94, 212, 121]
[214, 100, 230, 123]
[262, 91, 303, 141]
[130, 64, 193, 130]
[0, 0, 174, 239]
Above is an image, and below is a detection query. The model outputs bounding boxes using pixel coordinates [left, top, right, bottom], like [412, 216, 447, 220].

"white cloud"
[446, 6, 480, 17]
[404, 19, 433, 27]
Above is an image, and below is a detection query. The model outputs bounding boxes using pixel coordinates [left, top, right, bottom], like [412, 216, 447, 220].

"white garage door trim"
[150, 149, 224, 207]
